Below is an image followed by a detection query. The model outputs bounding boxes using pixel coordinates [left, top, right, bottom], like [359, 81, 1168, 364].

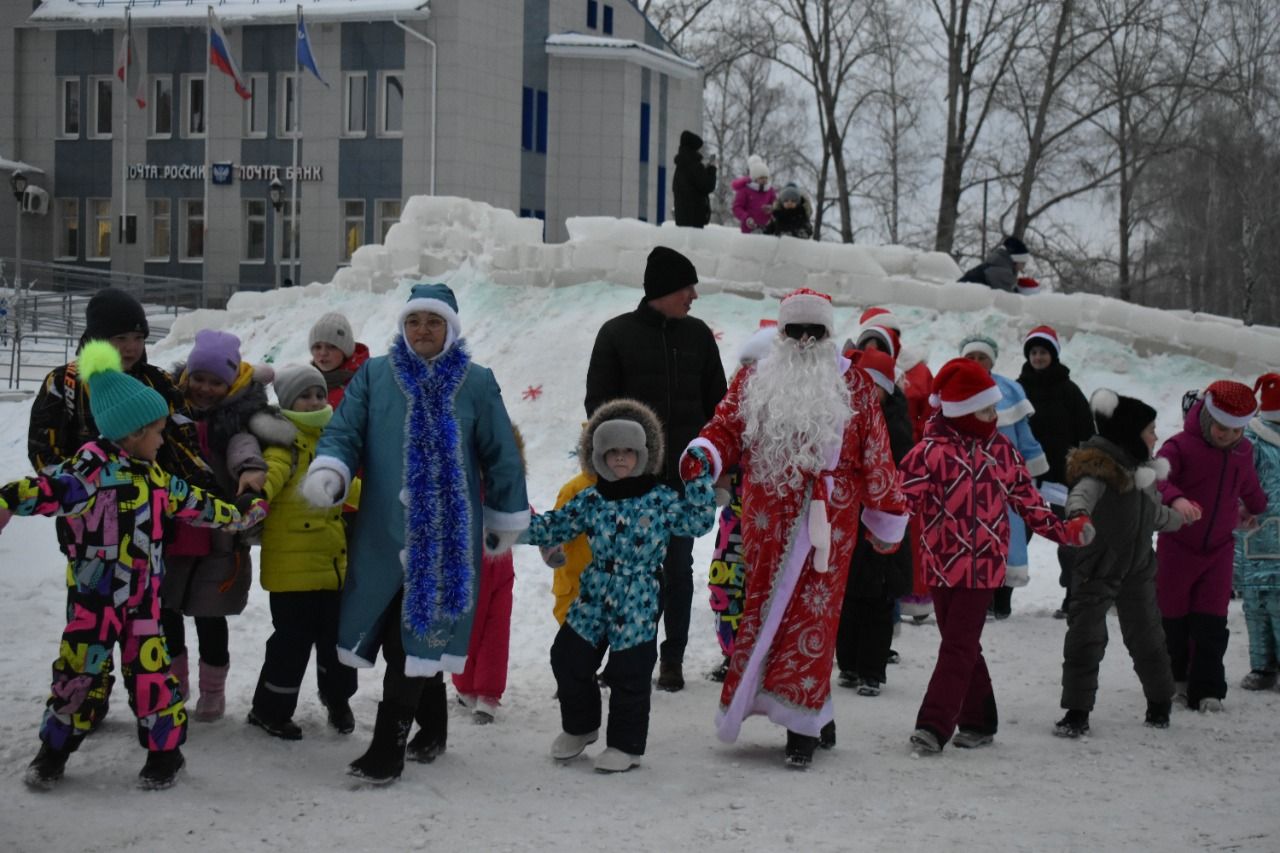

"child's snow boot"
[1240, 669, 1278, 690]
[551, 729, 599, 760]
[1054, 709, 1090, 738]
[819, 720, 836, 749]
[909, 728, 942, 755]
[857, 678, 882, 697]
[593, 747, 641, 773]
[405, 674, 447, 763]
[952, 728, 994, 749]
[784, 730, 819, 768]
[707, 657, 730, 683]
[137, 748, 185, 791]
[246, 709, 303, 740]
[1144, 699, 1172, 728]
[194, 661, 228, 722]
[322, 694, 356, 734]
[656, 660, 684, 692]
[473, 698, 498, 725]
[348, 701, 414, 784]
[24, 742, 73, 791]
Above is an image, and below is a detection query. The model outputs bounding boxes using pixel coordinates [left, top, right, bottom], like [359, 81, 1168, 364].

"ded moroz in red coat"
[688, 357, 908, 741]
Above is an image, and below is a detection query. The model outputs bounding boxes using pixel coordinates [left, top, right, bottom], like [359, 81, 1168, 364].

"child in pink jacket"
[731, 155, 776, 233]
[1157, 381, 1268, 712]
[898, 359, 1093, 753]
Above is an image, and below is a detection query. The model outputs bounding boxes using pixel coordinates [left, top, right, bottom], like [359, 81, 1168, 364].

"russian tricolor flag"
[209, 10, 252, 101]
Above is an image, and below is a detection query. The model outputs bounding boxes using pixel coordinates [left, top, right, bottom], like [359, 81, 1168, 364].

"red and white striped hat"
[1254, 373, 1280, 422]
[778, 288, 835, 335]
[1204, 380, 1258, 429]
[858, 348, 897, 396]
[930, 357, 1002, 417]
[1023, 325, 1061, 357]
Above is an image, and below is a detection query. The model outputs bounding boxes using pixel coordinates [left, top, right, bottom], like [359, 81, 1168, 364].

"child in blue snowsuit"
[522, 398, 716, 773]
[961, 335, 1049, 618]
[1235, 373, 1280, 690]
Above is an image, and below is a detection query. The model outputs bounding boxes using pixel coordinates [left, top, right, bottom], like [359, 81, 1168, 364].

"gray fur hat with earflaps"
[579, 398, 665, 482]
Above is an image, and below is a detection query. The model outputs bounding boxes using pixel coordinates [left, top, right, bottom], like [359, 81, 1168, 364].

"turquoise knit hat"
[80, 340, 170, 441]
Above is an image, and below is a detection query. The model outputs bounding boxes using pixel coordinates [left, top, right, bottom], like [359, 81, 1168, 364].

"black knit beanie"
[1092, 388, 1157, 462]
[643, 246, 699, 301]
[84, 288, 149, 340]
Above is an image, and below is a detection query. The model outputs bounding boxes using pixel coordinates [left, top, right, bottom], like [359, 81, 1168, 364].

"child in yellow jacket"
[548, 470, 597, 624]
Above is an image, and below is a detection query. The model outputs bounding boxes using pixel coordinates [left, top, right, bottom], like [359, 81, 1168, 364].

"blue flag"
[297, 13, 328, 86]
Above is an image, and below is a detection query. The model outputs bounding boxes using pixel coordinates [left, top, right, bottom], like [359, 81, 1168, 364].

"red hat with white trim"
[859, 306, 901, 330]
[1023, 325, 1061, 360]
[1203, 380, 1258, 429]
[858, 348, 897, 396]
[930, 357, 1002, 417]
[778, 288, 834, 336]
[1254, 373, 1280, 423]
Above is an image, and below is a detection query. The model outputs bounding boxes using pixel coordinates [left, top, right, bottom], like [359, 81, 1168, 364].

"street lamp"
[10, 170, 27, 293]
[269, 177, 284, 289]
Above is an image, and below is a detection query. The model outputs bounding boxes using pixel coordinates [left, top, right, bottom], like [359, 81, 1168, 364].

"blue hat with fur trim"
[400, 282, 460, 355]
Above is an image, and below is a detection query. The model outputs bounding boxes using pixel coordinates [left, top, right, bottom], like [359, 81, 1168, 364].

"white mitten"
[1004, 565, 1030, 588]
[809, 498, 831, 573]
[301, 468, 345, 508]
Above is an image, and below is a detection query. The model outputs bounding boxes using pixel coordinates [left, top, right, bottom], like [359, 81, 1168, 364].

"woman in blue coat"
[303, 282, 529, 784]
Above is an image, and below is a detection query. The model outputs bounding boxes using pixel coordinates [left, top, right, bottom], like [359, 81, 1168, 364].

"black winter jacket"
[585, 300, 727, 485]
[1018, 360, 1095, 485]
[847, 386, 915, 598]
[672, 132, 717, 228]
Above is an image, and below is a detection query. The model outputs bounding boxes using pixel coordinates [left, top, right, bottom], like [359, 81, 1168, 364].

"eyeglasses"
[783, 323, 828, 341]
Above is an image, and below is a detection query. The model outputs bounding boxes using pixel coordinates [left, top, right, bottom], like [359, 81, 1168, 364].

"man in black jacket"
[585, 246, 728, 691]
[672, 130, 717, 228]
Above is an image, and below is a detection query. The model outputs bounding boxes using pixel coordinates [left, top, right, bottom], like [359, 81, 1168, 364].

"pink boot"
[170, 652, 190, 706]
[194, 661, 228, 722]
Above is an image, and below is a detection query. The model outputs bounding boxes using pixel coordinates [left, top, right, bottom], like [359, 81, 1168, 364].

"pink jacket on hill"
[1157, 398, 1267, 556]
[731, 177, 777, 233]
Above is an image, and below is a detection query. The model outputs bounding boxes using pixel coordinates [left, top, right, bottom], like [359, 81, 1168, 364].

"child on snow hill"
[244, 364, 359, 740]
[1158, 380, 1267, 712]
[762, 184, 814, 239]
[1055, 389, 1189, 739]
[1235, 374, 1280, 691]
[519, 399, 717, 774]
[0, 342, 264, 791]
[898, 358, 1094, 754]
[731, 155, 776, 234]
[160, 329, 273, 724]
[309, 312, 370, 410]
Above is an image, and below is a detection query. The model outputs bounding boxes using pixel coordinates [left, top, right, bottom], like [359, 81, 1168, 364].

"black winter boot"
[1054, 709, 1090, 738]
[24, 742, 73, 791]
[406, 675, 448, 763]
[819, 721, 836, 749]
[138, 748, 185, 790]
[785, 730, 819, 768]
[1145, 700, 1172, 729]
[348, 702, 414, 784]
[322, 695, 356, 734]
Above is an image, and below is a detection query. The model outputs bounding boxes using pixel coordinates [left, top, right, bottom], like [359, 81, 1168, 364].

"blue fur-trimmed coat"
[312, 339, 528, 676]
[995, 373, 1048, 574]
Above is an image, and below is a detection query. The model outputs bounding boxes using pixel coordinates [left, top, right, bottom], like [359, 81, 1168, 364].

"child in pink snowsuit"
[451, 550, 515, 723]
[1157, 381, 1268, 711]
[731, 155, 776, 233]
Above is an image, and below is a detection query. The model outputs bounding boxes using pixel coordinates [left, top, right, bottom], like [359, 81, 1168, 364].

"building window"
[181, 199, 204, 261]
[640, 103, 650, 163]
[243, 74, 267, 138]
[603, 4, 614, 34]
[90, 77, 113, 138]
[55, 199, 79, 260]
[344, 72, 368, 136]
[150, 76, 173, 138]
[341, 200, 365, 261]
[243, 199, 267, 262]
[280, 73, 300, 138]
[280, 201, 300, 261]
[376, 199, 401, 242]
[379, 72, 404, 136]
[183, 75, 206, 138]
[657, 165, 667, 225]
[587, 0, 598, 28]
[522, 88, 549, 153]
[58, 78, 80, 138]
[536, 90, 548, 153]
[87, 199, 111, 260]
[148, 198, 171, 261]
[521, 87, 534, 151]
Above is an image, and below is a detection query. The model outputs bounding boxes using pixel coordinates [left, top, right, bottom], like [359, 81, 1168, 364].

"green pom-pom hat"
[79, 340, 170, 441]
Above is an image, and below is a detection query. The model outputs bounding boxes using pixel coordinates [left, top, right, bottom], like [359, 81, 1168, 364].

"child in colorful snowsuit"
[245, 364, 359, 740]
[161, 329, 272, 722]
[522, 398, 716, 773]
[309, 312, 370, 410]
[0, 342, 262, 790]
[1055, 390, 1187, 738]
[1158, 381, 1268, 711]
[899, 359, 1092, 753]
[961, 334, 1049, 619]
[1235, 374, 1280, 690]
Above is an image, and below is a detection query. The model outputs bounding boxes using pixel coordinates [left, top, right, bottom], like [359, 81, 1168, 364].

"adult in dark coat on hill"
[672, 131, 717, 228]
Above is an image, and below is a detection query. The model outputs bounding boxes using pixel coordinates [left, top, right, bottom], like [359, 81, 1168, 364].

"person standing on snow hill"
[309, 312, 370, 410]
[1, 341, 265, 791]
[682, 288, 909, 769]
[731, 155, 777, 234]
[301, 282, 528, 785]
[899, 358, 1094, 755]
[1017, 325, 1096, 618]
[1157, 380, 1267, 712]
[959, 235, 1041, 294]
[1055, 389, 1187, 739]
[522, 399, 717, 773]
[672, 129, 717, 228]
[1235, 374, 1280, 691]
[960, 334, 1049, 620]
[763, 184, 813, 239]
[585, 246, 727, 693]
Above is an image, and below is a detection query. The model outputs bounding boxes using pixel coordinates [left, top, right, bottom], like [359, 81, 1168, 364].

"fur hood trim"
[578, 398, 664, 478]
[1066, 443, 1169, 492]
[1250, 417, 1280, 448]
[248, 409, 298, 449]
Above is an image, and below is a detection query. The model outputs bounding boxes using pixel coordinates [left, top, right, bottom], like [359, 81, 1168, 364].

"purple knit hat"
[187, 329, 242, 385]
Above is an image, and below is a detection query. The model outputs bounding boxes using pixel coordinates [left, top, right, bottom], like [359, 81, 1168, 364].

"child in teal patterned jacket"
[522, 398, 716, 774]
[1235, 373, 1280, 690]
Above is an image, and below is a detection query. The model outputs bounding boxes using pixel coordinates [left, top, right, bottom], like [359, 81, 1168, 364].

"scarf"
[389, 336, 473, 638]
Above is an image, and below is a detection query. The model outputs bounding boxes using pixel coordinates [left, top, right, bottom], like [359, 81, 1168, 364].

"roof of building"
[27, 0, 430, 28]
[545, 32, 701, 79]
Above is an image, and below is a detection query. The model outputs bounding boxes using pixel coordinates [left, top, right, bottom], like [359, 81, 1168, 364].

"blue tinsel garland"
[389, 336, 473, 638]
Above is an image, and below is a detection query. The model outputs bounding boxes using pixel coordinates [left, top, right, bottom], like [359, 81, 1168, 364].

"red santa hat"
[1256, 373, 1280, 423]
[858, 348, 897, 396]
[855, 306, 902, 358]
[930, 357, 1002, 417]
[778, 288, 834, 336]
[1023, 325, 1061, 359]
[859, 306, 901, 330]
[736, 319, 779, 365]
[1203, 379, 1258, 429]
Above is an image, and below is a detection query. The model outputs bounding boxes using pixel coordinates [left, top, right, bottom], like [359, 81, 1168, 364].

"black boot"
[656, 660, 685, 692]
[348, 701, 414, 784]
[322, 695, 356, 735]
[1053, 709, 1090, 738]
[819, 721, 836, 749]
[138, 748, 185, 791]
[785, 730, 819, 768]
[24, 742, 73, 791]
[1145, 700, 1172, 729]
[406, 675, 448, 764]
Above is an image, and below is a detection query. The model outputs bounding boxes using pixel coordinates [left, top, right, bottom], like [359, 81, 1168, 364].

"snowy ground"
[0, 271, 1276, 851]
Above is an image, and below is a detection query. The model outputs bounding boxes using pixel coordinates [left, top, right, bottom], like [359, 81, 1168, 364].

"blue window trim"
[603, 5, 614, 35]
[521, 87, 534, 151]
[656, 165, 667, 225]
[587, 0, 598, 29]
[639, 103, 650, 163]
[536, 90, 549, 154]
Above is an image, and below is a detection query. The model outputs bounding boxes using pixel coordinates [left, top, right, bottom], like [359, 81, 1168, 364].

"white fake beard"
[740, 335, 850, 495]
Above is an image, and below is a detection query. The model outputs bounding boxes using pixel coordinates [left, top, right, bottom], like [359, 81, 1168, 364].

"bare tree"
[640, 0, 720, 52]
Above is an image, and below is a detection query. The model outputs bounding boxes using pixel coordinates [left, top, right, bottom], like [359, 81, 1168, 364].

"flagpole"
[289, 4, 302, 288]
[120, 9, 129, 248]
[204, 7, 213, 280]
